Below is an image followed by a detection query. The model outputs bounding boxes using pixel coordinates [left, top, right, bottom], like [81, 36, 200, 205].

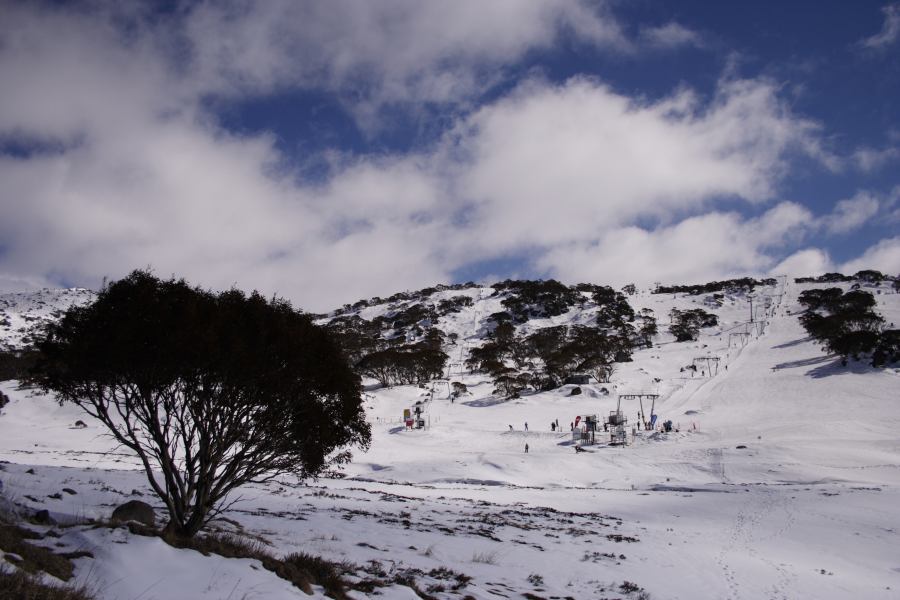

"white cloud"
[852, 146, 900, 171]
[0, 1, 844, 310]
[840, 237, 900, 275]
[859, 4, 900, 50]
[450, 76, 829, 257]
[535, 203, 813, 287]
[819, 191, 881, 234]
[178, 0, 629, 129]
[771, 249, 834, 277]
[639, 23, 703, 50]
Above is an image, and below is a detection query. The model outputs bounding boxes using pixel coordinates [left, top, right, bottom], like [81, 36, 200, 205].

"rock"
[111, 500, 155, 527]
[736, 445, 747, 449]
[570, 386, 582, 396]
[25, 468, 35, 475]
[62, 488, 77, 495]
[34, 509, 56, 525]
[73, 420, 87, 429]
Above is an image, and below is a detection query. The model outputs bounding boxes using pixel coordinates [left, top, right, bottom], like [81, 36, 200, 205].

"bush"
[668, 309, 718, 342]
[29, 270, 370, 539]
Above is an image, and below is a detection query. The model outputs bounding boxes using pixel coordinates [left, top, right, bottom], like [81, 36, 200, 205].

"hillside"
[1, 276, 899, 599]
[0, 288, 95, 352]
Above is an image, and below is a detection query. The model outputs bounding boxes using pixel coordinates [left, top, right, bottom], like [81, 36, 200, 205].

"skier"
[525, 443, 529, 453]
[508, 424, 513, 431]
[524, 422, 528, 431]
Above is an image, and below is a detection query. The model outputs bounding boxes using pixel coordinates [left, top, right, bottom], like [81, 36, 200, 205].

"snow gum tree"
[29, 270, 370, 539]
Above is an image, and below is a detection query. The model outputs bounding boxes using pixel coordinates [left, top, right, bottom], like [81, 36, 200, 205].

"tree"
[853, 269, 884, 282]
[638, 311, 658, 348]
[798, 287, 886, 365]
[29, 271, 370, 539]
[669, 308, 718, 342]
[492, 367, 531, 399]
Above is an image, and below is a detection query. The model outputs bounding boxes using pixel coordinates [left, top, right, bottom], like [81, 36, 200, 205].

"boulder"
[33, 509, 56, 525]
[569, 386, 582, 396]
[111, 500, 155, 527]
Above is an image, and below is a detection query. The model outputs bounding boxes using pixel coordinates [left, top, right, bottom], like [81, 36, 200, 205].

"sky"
[0, 0, 898, 311]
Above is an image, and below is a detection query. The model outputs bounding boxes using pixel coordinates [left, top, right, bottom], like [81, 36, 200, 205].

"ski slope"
[1, 280, 899, 599]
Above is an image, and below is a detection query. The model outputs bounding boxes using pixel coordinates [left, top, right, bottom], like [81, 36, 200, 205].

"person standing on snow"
[525, 443, 529, 453]
[524, 422, 528, 431]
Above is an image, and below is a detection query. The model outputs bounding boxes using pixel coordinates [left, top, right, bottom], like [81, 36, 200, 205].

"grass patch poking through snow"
[160, 530, 354, 598]
[0, 570, 96, 600]
[0, 518, 76, 582]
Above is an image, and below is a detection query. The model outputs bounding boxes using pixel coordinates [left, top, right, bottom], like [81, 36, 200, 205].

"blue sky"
[0, 1, 898, 310]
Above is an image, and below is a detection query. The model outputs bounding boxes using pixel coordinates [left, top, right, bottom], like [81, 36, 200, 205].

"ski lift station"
[572, 391, 665, 447]
[403, 400, 428, 429]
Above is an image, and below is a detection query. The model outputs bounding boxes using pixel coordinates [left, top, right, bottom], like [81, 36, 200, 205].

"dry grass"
[160, 531, 353, 599]
[0, 520, 75, 581]
[0, 570, 95, 600]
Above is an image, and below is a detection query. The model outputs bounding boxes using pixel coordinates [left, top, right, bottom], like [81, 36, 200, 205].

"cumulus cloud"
[819, 191, 881, 234]
[450, 76, 829, 258]
[535, 203, 812, 287]
[178, 0, 629, 129]
[859, 3, 900, 50]
[0, 1, 854, 310]
[840, 237, 900, 275]
[771, 249, 833, 277]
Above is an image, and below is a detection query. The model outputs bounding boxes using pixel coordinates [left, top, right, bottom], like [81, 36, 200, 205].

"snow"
[2, 281, 900, 598]
[0, 288, 94, 351]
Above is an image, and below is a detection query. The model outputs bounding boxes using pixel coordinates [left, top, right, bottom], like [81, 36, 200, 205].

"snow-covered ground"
[2, 280, 899, 599]
[0, 288, 94, 351]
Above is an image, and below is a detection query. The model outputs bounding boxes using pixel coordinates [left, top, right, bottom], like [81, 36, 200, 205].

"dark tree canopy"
[798, 286, 894, 366]
[669, 308, 719, 342]
[29, 270, 370, 538]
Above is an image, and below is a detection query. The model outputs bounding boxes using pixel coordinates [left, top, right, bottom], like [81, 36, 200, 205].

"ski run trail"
[1, 280, 899, 599]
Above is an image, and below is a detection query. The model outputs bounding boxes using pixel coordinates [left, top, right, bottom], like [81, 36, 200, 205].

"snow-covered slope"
[1, 278, 899, 599]
[0, 288, 94, 351]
